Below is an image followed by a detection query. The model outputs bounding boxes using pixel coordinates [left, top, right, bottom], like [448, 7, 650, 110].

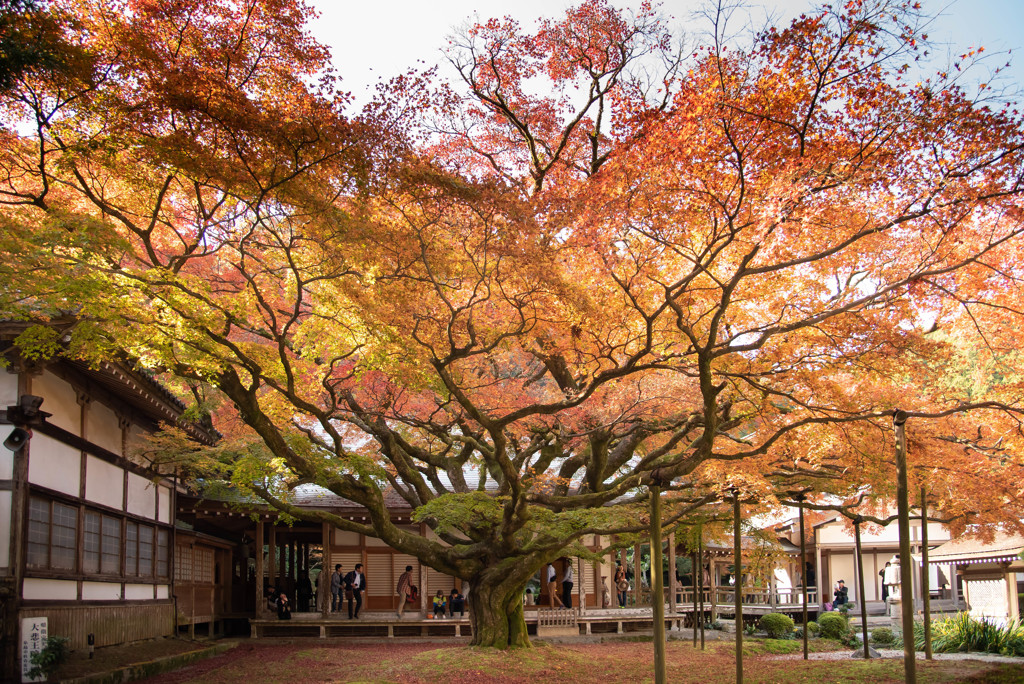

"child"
[433, 590, 447, 618]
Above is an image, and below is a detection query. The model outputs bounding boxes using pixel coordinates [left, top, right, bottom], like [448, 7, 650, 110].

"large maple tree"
[2, 0, 1023, 647]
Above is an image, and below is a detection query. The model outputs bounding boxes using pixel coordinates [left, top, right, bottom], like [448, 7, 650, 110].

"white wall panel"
[85, 455, 124, 510]
[124, 583, 154, 600]
[35, 371, 81, 434]
[333, 529, 359, 545]
[87, 401, 122, 456]
[126, 472, 155, 519]
[157, 485, 172, 523]
[82, 581, 122, 601]
[0, 490, 10, 568]
[27, 433, 80, 496]
[23, 578, 77, 600]
[0, 370, 17, 406]
[156, 585, 169, 599]
[0, 445, 12, 480]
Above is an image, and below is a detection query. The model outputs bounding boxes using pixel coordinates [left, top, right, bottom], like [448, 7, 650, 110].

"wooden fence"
[19, 602, 175, 649]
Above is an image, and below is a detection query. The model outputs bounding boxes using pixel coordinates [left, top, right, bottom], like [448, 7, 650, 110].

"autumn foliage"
[1, 0, 1023, 647]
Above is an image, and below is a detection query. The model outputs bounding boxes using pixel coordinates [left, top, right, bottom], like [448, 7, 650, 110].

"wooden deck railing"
[634, 585, 818, 611]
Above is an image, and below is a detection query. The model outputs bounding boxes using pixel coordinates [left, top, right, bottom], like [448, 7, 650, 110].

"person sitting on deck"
[277, 593, 292, 620]
[433, 590, 448, 618]
[832, 580, 848, 610]
[449, 588, 465, 617]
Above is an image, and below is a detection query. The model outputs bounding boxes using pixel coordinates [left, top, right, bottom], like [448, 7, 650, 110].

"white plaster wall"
[85, 455, 124, 510]
[87, 401, 122, 456]
[126, 472, 155, 520]
[334, 529, 360, 545]
[818, 519, 952, 545]
[830, 553, 857, 602]
[0, 490, 11, 569]
[23, 578, 77, 600]
[82, 581, 122, 601]
[0, 369, 17, 407]
[156, 585, 169, 599]
[27, 433, 80, 496]
[124, 583, 154, 600]
[157, 485, 172, 524]
[125, 423, 149, 460]
[34, 371, 81, 434]
[0, 447, 11, 481]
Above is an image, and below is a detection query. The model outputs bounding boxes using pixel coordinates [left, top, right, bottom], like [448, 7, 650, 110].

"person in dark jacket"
[344, 563, 366, 619]
[832, 579, 849, 609]
[277, 592, 292, 620]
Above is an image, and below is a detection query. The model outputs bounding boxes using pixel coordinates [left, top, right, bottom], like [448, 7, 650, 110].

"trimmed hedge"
[871, 626, 895, 645]
[759, 613, 795, 639]
[818, 612, 849, 640]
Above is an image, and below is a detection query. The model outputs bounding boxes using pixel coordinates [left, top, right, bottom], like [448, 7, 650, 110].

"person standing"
[880, 561, 891, 602]
[396, 564, 414, 618]
[562, 559, 574, 609]
[330, 564, 343, 612]
[546, 562, 564, 608]
[615, 561, 628, 608]
[345, 563, 366, 619]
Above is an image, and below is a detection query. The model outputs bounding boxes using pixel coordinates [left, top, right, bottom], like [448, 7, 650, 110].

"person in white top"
[546, 562, 564, 608]
[562, 560, 574, 609]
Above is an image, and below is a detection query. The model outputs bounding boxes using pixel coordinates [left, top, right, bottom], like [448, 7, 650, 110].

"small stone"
[849, 645, 882, 659]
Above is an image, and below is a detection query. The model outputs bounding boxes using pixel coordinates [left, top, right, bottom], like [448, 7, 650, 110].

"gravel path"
[771, 648, 1022, 663]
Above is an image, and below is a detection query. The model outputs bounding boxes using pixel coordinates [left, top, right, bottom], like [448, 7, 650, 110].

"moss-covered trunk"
[466, 565, 532, 648]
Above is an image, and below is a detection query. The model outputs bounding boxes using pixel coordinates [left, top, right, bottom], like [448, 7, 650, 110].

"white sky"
[307, 0, 1024, 106]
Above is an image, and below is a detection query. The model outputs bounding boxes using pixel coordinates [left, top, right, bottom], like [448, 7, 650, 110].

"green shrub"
[806, 621, 819, 635]
[818, 612, 849, 640]
[920, 613, 1024, 656]
[760, 613, 796, 639]
[27, 636, 70, 681]
[871, 626, 895, 645]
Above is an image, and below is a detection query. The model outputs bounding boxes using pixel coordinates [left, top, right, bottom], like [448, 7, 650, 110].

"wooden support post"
[855, 516, 870, 659]
[320, 522, 330, 617]
[692, 548, 699, 648]
[894, 409, 917, 684]
[921, 487, 933, 659]
[633, 543, 642, 607]
[668, 531, 677, 618]
[268, 523, 276, 591]
[798, 496, 808, 660]
[733, 489, 743, 684]
[255, 519, 265, 616]
[651, 485, 666, 684]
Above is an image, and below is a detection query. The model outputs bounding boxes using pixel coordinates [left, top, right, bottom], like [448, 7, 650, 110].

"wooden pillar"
[633, 543, 642, 607]
[814, 543, 824, 612]
[668, 531, 677, 617]
[692, 548, 699, 647]
[854, 517, 870, 659]
[255, 519, 265, 616]
[733, 489, 743, 684]
[320, 522, 330, 617]
[894, 409, 917, 684]
[268, 523, 276, 591]
[920, 487, 933, 659]
[419, 523, 429, 615]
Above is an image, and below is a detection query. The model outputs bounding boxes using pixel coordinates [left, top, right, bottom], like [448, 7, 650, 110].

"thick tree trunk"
[466, 566, 533, 648]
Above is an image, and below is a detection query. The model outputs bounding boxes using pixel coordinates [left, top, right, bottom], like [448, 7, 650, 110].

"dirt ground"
[120, 638, 1024, 684]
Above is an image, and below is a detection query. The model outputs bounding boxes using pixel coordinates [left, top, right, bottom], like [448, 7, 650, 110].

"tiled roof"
[928, 529, 1024, 564]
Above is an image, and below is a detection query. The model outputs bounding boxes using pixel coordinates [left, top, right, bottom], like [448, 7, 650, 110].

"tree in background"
[1, 0, 1023, 647]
